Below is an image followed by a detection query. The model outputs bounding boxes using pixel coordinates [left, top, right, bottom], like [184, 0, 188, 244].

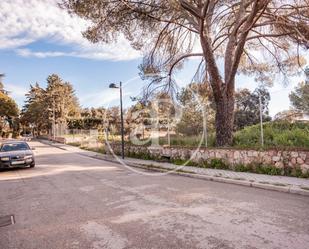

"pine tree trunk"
[215, 95, 235, 146]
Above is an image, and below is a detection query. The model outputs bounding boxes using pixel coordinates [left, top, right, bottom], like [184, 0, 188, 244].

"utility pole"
[259, 93, 264, 147]
[203, 104, 208, 147]
[53, 98, 56, 141]
[167, 115, 170, 146]
[119, 81, 125, 159]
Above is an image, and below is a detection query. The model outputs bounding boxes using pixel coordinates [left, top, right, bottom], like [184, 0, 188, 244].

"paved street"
[1, 141, 309, 249]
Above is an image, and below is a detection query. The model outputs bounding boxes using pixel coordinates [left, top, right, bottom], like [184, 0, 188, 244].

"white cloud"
[4, 84, 29, 108]
[5, 84, 28, 98]
[16, 48, 68, 58]
[79, 89, 133, 108]
[0, 0, 141, 61]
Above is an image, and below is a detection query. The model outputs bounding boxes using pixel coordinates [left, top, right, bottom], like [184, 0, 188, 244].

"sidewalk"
[39, 140, 309, 196]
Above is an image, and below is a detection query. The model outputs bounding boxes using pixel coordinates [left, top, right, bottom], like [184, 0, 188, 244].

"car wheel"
[30, 163, 35, 168]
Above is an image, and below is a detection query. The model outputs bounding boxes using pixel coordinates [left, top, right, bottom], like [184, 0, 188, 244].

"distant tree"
[234, 87, 271, 130]
[289, 69, 309, 114]
[21, 83, 49, 135]
[0, 74, 4, 93]
[21, 75, 80, 135]
[176, 83, 215, 136]
[125, 102, 152, 139]
[0, 75, 19, 137]
[45, 74, 80, 124]
[106, 106, 121, 135]
[274, 110, 304, 121]
[63, 0, 309, 146]
[68, 107, 106, 130]
[0, 92, 19, 118]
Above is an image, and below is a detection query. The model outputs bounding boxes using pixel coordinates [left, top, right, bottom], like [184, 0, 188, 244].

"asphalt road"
[1, 141, 309, 249]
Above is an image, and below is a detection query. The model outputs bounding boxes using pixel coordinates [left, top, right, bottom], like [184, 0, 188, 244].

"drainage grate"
[0, 215, 15, 227]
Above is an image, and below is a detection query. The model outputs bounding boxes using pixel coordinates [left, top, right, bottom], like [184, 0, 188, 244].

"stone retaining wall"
[109, 143, 309, 173]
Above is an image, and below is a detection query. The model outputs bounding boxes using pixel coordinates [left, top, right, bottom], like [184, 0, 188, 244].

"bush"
[172, 158, 185, 165]
[234, 121, 309, 149]
[67, 142, 82, 147]
[291, 167, 303, 178]
[209, 159, 229, 169]
[234, 164, 252, 172]
[159, 134, 216, 147]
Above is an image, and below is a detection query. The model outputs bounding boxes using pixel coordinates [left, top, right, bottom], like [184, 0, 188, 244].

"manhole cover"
[0, 215, 15, 227]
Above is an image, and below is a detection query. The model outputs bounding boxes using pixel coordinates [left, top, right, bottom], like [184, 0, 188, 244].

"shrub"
[159, 134, 216, 147]
[250, 163, 282, 175]
[67, 142, 82, 147]
[233, 121, 309, 149]
[234, 164, 249, 172]
[291, 167, 303, 178]
[186, 160, 198, 166]
[172, 158, 185, 165]
[210, 159, 229, 169]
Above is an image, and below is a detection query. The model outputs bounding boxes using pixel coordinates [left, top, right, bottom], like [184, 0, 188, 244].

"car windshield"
[0, 143, 30, 152]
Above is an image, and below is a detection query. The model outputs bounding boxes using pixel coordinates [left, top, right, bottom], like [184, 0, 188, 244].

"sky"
[0, 0, 307, 117]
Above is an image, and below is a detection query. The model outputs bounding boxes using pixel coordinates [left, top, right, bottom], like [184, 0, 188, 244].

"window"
[0, 143, 30, 152]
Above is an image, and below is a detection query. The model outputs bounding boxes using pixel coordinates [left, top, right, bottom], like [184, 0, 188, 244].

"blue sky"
[0, 0, 307, 117]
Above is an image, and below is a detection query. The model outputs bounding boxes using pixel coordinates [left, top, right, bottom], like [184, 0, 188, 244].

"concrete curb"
[85, 154, 309, 196]
[38, 139, 309, 197]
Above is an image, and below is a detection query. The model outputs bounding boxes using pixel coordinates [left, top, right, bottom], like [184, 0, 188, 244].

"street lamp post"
[53, 98, 56, 141]
[259, 93, 264, 147]
[109, 82, 125, 159]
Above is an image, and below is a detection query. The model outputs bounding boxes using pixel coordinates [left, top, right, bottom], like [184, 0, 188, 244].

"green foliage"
[0, 92, 19, 118]
[234, 87, 271, 130]
[234, 121, 309, 149]
[209, 159, 228, 169]
[21, 75, 80, 134]
[0, 91, 19, 137]
[290, 167, 303, 178]
[176, 83, 215, 136]
[127, 150, 155, 160]
[159, 134, 216, 147]
[172, 158, 185, 165]
[289, 69, 309, 114]
[67, 142, 82, 147]
[234, 164, 253, 172]
[254, 163, 282, 175]
[64, 0, 309, 147]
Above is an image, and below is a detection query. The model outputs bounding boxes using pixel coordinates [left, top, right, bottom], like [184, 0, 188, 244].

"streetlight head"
[109, 83, 119, 89]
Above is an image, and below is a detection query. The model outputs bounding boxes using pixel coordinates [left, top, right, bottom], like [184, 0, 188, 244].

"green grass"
[67, 142, 82, 147]
[124, 121, 309, 150]
[159, 134, 216, 147]
[76, 143, 309, 178]
[234, 121, 309, 149]
[67, 120, 309, 150]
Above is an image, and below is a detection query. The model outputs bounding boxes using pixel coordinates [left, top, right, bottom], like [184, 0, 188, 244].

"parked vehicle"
[0, 141, 35, 169]
[21, 133, 33, 141]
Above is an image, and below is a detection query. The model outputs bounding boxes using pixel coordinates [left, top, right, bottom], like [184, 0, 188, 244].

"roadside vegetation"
[67, 140, 309, 179]
[0, 75, 19, 138]
[234, 121, 309, 150]
[63, 0, 309, 146]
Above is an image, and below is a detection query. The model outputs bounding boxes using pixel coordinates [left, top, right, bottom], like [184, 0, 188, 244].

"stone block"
[263, 155, 272, 164]
[272, 156, 280, 162]
[275, 162, 284, 168]
[252, 151, 259, 157]
[291, 152, 299, 158]
[297, 158, 304, 165]
[299, 153, 307, 161]
[301, 164, 309, 172]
